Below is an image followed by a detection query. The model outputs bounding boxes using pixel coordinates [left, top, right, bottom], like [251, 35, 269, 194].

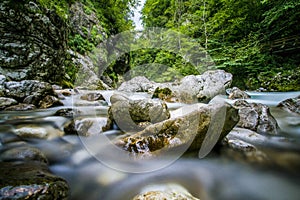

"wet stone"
[39, 95, 63, 109]
[80, 92, 105, 101]
[277, 95, 300, 115]
[4, 103, 36, 111]
[0, 162, 69, 200]
[54, 108, 81, 118]
[0, 97, 18, 110]
[233, 100, 279, 135]
[0, 146, 48, 164]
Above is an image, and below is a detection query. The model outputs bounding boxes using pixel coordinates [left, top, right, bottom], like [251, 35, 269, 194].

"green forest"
[38, 0, 300, 91]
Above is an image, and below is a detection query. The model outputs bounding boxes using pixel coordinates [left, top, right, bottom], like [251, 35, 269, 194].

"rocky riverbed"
[0, 71, 300, 199]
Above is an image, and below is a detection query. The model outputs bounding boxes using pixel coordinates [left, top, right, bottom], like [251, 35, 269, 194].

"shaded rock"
[0, 162, 69, 199]
[52, 85, 62, 90]
[4, 103, 36, 111]
[39, 95, 63, 109]
[233, 100, 279, 135]
[115, 102, 239, 154]
[0, 74, 6, 85]
[0, 146, 48, 164]
[277, 95, 300, 114]
[118, 76, 157, 93]
[0, 1, 68, 82]
[228, 87, 250, 99]
[80, 92, 104, 101]
[105, 96, 170, 132]
[72, 50, 110, 90]
[0, 97, 17, 110]
[110, 93, 129, 104]
[23, 94, 44, 106]
[4, 80, 53, 101]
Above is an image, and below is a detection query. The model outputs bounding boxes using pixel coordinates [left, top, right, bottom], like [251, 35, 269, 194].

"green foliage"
[139, 0, 300, 91]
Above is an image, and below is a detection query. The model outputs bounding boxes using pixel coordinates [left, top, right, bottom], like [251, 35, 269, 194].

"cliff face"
[0, 0, 68, 82]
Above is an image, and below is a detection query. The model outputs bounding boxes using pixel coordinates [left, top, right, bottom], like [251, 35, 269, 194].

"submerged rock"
[105, 95, 170, 132]
[0, 162, 69, 200]
[277, 95, 300, 114]
[0, 146, 48, 164]
[221, 128, 269, 164]
[228, 87, 250, 99]
[233, 100, 279, 135]
[115, 102, 238, 154]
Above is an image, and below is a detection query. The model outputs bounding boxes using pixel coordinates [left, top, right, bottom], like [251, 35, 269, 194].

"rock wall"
[0, 0, 68, 82]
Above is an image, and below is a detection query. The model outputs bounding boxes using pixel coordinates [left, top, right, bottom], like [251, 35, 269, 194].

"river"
[0, 90, 299, 199]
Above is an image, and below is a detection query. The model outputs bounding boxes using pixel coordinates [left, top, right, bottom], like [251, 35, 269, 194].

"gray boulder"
[105, 94, 170, 132]
[174, 70, 232, 103]
[233, 100, 279, 135]
[118, 76, 157, 93]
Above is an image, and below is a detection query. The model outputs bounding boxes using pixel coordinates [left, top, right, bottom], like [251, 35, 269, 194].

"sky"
[132, 0, 146, 30]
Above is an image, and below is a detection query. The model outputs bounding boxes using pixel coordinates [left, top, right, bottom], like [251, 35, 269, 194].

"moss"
[152, 87, 173, 100]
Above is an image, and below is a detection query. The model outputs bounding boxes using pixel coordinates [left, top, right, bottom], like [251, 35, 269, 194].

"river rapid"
[0, 90, 300, 200]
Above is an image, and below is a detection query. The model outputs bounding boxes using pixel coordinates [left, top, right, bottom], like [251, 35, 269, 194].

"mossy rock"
[152, 87, 173, 101]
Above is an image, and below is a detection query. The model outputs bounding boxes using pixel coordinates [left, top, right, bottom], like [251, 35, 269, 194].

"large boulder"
[115, 102, 239, 154]
[105, 94, 170, 131]
[117, 70, 232, 104]
[277, 95, 300, 114]
[118, 76, 157, 93]
[0, 1, 68, 82]
[233, 100, 279, 135]
[174, 70, 232, 103]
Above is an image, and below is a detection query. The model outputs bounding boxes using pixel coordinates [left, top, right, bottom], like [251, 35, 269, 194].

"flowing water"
[0, 90, 300, 200]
